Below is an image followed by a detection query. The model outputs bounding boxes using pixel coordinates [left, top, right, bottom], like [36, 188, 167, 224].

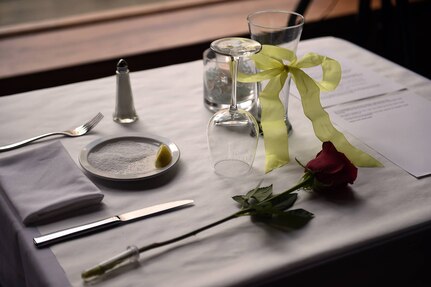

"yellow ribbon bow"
[238, 45, 382, 173]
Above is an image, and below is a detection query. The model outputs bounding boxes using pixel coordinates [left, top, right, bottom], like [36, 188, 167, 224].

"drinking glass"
[207, 37, 261, 177]
[247, 10, 304, 134]
[203, 48, 258, 113]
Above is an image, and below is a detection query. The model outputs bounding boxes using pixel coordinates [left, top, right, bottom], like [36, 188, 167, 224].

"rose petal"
[305, 142, 358, 191]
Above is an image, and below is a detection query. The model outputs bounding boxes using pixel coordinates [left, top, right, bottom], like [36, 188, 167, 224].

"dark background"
[0, 0, 430, 96]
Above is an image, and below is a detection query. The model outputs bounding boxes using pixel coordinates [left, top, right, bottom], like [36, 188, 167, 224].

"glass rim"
[247, 9, 305, 30]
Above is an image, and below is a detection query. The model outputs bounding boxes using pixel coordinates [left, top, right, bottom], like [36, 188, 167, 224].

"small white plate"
[79, 134, 180, 181]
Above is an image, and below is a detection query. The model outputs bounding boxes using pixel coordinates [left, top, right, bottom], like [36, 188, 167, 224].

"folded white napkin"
[0, 141, 104, 225]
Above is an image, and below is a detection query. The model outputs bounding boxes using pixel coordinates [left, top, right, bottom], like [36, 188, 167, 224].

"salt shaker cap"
[117, 59, 129, 72]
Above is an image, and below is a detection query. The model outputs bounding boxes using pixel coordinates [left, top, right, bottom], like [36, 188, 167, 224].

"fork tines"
[84, 112, 104, 132]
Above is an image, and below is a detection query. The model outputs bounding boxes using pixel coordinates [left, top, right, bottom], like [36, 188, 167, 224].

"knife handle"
[33, 216, 121, 248]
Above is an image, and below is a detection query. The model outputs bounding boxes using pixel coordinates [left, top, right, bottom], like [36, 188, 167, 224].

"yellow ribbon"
[238, 45, 382, 173]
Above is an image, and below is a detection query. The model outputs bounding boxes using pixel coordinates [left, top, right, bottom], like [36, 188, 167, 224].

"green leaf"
[233, 184, 273, 208]
[232, 195, 249, 208]
[252, 207, 314, 231]
[251, 185, 273, 202]
[245, 184, 270, 198]
[268, 189, 299, 207]
[234, 182, 313, 231]
[250, 202, 275, 219]
[273, 208, 314, 229]
[272, 193, 298, 211]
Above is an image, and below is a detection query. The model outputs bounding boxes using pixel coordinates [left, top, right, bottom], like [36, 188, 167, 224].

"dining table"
[1, 36, 431, 287]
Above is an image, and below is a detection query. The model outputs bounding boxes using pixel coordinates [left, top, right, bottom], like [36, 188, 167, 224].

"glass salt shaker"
[113, 59, 138, 124]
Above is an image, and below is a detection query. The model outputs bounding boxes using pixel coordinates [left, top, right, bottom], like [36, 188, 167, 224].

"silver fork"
[0, 112, 104, 152]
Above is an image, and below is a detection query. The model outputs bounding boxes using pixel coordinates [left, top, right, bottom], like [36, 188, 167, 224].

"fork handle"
[0, 132, 65, 152]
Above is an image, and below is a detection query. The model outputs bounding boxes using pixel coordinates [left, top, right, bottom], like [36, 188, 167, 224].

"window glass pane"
[0, 0, 182, 27]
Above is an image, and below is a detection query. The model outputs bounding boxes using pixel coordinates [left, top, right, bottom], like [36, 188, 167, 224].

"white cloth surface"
[0, 37, 430, 287]
[0, 141, 104, 225]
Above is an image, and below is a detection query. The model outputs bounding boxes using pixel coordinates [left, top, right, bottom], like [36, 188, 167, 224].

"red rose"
[305, 142, 357, 191]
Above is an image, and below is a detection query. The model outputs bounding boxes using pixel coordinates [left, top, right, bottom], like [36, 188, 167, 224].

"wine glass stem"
[230, 56, 239, 112]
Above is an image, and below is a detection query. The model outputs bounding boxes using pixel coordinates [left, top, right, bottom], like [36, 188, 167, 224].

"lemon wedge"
[155, 144, 172, 168]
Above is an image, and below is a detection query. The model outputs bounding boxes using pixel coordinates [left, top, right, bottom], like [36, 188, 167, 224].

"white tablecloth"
[1, 37, 430, 287]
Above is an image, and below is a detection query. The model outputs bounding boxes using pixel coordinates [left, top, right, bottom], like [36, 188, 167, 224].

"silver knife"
[33, 199, 194, 248]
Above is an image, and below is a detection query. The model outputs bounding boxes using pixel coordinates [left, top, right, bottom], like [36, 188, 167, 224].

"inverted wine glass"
[207, 37, 262, 177]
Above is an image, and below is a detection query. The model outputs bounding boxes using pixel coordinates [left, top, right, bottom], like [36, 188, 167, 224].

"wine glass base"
[213, 159, 252, 177]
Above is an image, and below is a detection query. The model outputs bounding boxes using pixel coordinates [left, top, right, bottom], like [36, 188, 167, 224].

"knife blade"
[33, 199, 194, 248]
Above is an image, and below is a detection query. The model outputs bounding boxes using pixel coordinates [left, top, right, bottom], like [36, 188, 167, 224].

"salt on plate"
[87, 140, 158, 176]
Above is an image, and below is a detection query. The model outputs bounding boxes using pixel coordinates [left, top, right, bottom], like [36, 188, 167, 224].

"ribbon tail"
[260, 71, 290, 173]
[290, 67, 382, 167]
